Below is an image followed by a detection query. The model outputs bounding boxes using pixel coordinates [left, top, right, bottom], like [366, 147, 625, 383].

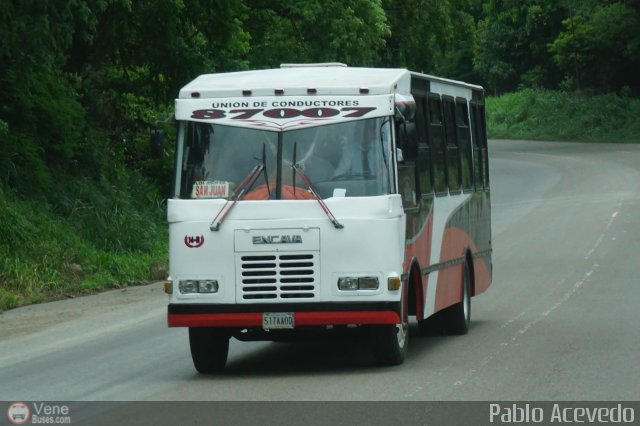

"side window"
[470, 104, 482, 191]
[414, 96, 433, 196]
[456, 99, 473, 192]
[427, 95, 447, 195]
[478, 104, 489, 189]
[471, 102, 489, 191]
[397, 163, 418, 211]
[443, 96, 461, 194]
[395, 116, 419, 211]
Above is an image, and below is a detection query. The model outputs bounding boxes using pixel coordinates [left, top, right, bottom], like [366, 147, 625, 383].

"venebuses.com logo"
[6, 401, 72, 424]
[7, 402, 30, 425]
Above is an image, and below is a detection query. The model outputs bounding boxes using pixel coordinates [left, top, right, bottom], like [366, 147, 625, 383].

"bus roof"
[179, 65, 408, 99]
[178, 64, 483, 100]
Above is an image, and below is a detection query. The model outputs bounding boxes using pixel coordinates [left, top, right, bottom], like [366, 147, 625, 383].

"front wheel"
[189, 327, 230, 374]
[371, 284, 409, 366]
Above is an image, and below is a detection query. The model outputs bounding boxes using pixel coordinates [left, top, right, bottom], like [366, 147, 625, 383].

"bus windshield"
[177, 117, 393, 200]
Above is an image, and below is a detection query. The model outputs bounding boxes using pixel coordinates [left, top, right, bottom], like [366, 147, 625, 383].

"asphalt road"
[1, 140, 639, 406]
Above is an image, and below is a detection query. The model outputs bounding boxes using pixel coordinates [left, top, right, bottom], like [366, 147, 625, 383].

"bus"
[164, 64, 492, 373]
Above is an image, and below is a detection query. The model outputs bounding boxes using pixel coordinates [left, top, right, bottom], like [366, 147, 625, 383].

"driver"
[333, 120, 376, 178]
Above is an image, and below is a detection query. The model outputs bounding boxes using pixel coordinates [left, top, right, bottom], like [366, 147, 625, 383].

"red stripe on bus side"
[404, 210, 434, 321]
[403, 208, 434, 273]
[427, 224, 491, 313]
[435, 226, 475, 312]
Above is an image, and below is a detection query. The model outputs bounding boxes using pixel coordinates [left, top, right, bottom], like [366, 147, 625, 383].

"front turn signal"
[388, 276, 401, 291]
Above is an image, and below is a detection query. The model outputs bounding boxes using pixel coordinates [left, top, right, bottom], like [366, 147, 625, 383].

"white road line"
[453, 266, 598, 388]
[584, 208, 620, 260]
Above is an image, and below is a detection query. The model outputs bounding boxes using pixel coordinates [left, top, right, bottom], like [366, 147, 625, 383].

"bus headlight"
[198, 280, 219, 293]
[338, 277, 359, 291]
[358, 276, 379, 290]
[179, 280, 198, 294]
[338, 276, 379, 291]
[179, 279, 219, 294]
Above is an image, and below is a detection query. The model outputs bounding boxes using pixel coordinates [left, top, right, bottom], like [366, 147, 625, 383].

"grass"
[0, 178, 167, 312]
[486, 89, 640, 143]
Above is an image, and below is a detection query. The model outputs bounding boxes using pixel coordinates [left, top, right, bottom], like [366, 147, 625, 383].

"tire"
[371, 283, 409, 366]
[443, 261, 471, 335]
[189, 327, 230, 374]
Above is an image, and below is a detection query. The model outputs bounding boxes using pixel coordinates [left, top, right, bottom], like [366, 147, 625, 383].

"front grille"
[239, 253, 318, 300]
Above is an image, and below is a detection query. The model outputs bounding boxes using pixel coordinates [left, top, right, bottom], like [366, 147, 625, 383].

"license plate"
[263, 312, 294, 330]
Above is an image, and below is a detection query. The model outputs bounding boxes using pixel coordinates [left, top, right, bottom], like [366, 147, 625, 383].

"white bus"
[165, 64, 492, 373]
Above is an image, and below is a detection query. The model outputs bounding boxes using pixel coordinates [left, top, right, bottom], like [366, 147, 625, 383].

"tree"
[66, 1, 251, 187]
[0, 0, 91, 192]
[431, 0, 482, 82]
[245, 0, 390, 68]
[549, 1, 640, 92]
[381, 0, 454, 72]
[473, 0, 565, 93]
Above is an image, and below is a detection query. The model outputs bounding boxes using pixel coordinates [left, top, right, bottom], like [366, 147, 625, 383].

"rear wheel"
[371, 283, 409, 366]
[189, 327, 230, 373]
[443, 261, 471, 335]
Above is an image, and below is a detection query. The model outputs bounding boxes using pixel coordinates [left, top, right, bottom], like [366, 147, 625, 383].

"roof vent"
[280, 63, 348, 68]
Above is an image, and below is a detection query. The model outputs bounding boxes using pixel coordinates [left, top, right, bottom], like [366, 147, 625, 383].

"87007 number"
[191, 106, 376, 121]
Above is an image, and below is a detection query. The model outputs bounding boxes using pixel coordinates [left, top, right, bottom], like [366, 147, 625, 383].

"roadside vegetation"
[1, 1, 638, 311]
[487, 89, 640, 143]
[0, 178, 168, 310]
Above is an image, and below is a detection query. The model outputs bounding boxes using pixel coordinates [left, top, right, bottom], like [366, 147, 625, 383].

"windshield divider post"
[275, 133, 283, 199]
[261, 144, 270, 196]
[292, 142, 297, 195]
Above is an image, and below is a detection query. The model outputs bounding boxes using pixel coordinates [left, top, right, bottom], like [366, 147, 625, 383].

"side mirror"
[394, 94, 416, 122]
[150, 129, 165, 158]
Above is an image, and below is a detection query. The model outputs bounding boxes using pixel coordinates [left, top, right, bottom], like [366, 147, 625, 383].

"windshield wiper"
[260, 143, 271, 197]
[210, 164, 262, 231]
[210, 144, 269, 231]
[292, 163, 344, 229]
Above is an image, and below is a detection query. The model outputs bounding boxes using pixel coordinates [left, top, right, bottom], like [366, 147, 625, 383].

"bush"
[0, 177, 167, 311]
[487, 89, 640, 143]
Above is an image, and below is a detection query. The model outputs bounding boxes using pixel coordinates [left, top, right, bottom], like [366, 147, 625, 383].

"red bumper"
[168, 311, 401, 328]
